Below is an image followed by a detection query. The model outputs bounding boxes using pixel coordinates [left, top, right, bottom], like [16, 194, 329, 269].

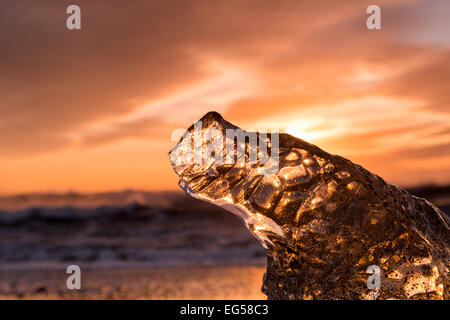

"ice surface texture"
[169, 112, 449, 300]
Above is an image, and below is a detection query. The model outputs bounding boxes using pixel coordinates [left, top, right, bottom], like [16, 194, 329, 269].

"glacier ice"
[169, 111, 449, 300]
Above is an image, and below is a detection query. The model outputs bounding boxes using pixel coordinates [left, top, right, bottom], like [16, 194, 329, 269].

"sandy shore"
[0, 265, 266, 300]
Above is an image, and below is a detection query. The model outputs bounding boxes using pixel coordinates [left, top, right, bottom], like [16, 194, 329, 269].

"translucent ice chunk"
[169, 112, 449, 300]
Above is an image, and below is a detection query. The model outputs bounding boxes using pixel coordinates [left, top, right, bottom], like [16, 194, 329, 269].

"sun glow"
[284, 119, 331, 142]
[285, 126, 328, 142]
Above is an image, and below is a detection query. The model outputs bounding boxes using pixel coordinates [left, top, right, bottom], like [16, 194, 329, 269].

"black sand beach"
[0, 187, 448, 299]
[0, 266, 266, 300]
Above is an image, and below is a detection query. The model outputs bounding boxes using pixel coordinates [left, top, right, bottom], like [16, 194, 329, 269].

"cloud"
[0, 0, 419, 153]
[80, 117, 175, 148]
[0, 0, 211, 155]
[379, 51, 450, 113]
[0, 0, 448, 190]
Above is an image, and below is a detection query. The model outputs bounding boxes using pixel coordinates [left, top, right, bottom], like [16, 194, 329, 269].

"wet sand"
[0, 188, 446, 300]
[0, 265, 266, 300]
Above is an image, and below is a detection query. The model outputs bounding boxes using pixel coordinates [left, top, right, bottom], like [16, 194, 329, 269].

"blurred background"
[0, 0, 448, 299]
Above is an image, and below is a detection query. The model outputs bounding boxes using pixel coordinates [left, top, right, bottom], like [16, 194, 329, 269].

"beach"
[0, 191, 267, 299]
[0, 188, 447, 299]
[0, 266, 266, 300]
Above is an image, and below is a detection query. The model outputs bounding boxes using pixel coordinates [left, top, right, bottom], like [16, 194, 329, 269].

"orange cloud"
[0, 0, 448, 193]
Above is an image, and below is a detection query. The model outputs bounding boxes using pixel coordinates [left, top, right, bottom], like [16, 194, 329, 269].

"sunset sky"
[0, 0, 449, 194]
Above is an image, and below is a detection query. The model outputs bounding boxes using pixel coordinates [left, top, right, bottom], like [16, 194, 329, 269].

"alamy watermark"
[366, 5, 381, 30]
[170, 121, 280, 175]
[66, 265, 81, 290]
[65, 5, 381, 32]
[66, 5, 81, 30]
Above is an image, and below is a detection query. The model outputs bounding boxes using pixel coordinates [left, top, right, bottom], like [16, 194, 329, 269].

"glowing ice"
[169, 112, 449, 300]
